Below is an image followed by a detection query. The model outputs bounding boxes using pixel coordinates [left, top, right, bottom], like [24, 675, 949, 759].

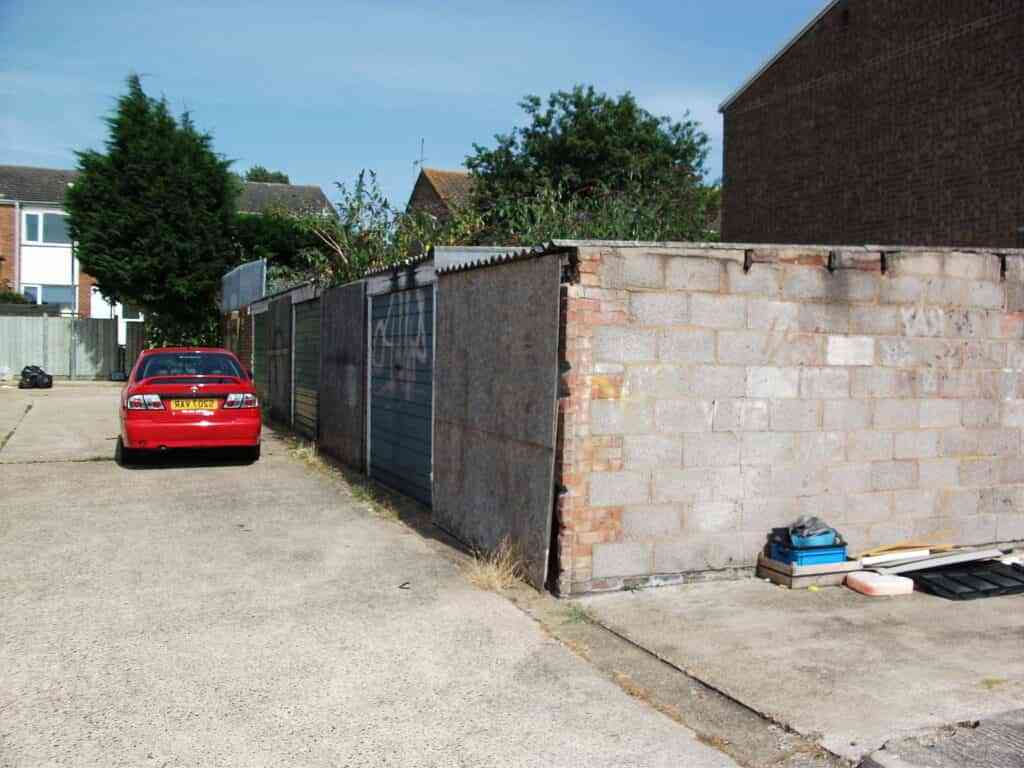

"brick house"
[0, 165, 331, 341]
[720, 0, 1024, 248]
[406, 167, 474, 221]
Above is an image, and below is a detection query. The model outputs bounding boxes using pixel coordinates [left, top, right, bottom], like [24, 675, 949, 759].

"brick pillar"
[0, 205, 15, 291]
[77, 272, 97, 317]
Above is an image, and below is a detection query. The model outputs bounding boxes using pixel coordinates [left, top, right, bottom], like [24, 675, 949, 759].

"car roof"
[140, 347, 233, 355]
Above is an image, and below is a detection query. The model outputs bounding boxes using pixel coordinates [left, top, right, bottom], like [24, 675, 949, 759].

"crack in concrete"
[0, 457, 114, 465]
[0, 404, 32, 454]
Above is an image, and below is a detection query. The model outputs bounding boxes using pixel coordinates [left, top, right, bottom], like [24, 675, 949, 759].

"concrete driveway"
[582, 572, 1024, 765]
[0, 384, 735, 768]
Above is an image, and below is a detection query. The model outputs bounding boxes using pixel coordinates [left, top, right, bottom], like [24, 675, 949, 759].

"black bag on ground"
[18, 365, 53, 389]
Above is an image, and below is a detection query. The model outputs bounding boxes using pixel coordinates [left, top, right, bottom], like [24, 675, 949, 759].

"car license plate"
[170, 398, 218, 411]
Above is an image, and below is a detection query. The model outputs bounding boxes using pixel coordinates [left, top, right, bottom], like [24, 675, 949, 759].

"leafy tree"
[467, 85, 710, 206]
[285, 171, 483, 288]
[244, 165, 290, 184]
[65, 74, 236, 344]
[463, 85, 717, 243]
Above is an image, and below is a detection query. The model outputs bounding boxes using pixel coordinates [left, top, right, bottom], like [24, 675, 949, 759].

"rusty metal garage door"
[369, 286, 433, 505]
[292, 298, 320, 440]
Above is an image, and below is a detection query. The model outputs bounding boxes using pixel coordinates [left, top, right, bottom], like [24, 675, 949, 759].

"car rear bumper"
[123, 416, 261, 450]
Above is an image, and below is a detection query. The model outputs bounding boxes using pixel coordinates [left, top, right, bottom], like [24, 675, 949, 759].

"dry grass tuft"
[465, 537, 525, 592]
[287, 438, 400, 520]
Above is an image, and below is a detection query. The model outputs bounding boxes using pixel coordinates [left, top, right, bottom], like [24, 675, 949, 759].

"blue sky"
[1, 0, 824, 206]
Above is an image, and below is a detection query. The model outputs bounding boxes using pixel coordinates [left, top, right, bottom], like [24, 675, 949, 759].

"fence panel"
[73, 318, 118, 378]
[0, 316, 118, 379]
[318, 281, 367, 470]
[125, 323, 146, 372]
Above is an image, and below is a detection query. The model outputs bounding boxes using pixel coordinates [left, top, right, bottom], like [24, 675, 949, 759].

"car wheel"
[244, 444, 261, 463]
[116, 437, 136, 467]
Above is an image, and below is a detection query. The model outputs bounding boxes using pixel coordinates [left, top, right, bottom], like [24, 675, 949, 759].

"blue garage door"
[369, 286, 433, 505]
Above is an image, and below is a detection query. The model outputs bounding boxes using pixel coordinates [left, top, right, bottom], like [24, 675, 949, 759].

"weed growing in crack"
[464, 537, 525, 592]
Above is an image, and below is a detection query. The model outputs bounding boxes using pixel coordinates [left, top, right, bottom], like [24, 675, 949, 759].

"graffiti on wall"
[372, 287, 431, 401]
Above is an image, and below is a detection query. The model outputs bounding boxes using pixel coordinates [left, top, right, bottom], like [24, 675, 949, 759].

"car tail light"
[224, 393, 258, 409]
[127, 394, 163, 410]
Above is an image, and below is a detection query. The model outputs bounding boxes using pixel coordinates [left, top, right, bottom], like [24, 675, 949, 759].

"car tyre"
[244, 444, 261, 463]
[116, 437, 137, 467]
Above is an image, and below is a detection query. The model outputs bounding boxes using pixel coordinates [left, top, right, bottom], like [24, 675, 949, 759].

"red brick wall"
[77, 272, 96, 317]
[0, 205, 15, 291]
[722, 0, 1024, 248]
[406, 175, 451, 221]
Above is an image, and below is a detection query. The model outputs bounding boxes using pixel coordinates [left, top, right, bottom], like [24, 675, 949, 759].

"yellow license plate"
[170, 399, 219, 411]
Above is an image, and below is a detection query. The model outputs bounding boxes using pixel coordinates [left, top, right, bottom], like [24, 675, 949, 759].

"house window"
[22, 212, 71, 245]
[21, 284, 75, 312]
[41, 284, 76, 310]
[24, 214, 39, 242]
[43, 213, 71, 244]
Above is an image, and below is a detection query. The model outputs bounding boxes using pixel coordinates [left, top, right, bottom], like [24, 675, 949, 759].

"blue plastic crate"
[771, 541, 848, 566]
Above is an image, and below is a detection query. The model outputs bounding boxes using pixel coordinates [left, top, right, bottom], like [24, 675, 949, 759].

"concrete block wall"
[553, 243, 1024, 595]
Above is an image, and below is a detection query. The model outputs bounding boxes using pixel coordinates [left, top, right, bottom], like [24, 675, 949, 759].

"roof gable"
[719, 0, 842, 113]
[418, 168, 474, 209]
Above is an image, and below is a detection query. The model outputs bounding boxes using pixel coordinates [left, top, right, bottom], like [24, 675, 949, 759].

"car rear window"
[136, 353, 243, 380]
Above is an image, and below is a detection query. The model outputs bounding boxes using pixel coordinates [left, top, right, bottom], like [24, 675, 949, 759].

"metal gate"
[369, 285, 433, 505]
[252, 312, 268, 401]
[292, 298, 320, 440]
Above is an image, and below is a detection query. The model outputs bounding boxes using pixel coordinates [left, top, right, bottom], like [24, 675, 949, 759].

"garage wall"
[319, 281, 366, 469]
[433, 253, 563, 589]
[555, 243, 1024, 595]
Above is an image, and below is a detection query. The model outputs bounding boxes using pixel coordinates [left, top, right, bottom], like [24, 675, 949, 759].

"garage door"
[369, 286, 433, 505]
[293, 298, 320, 440]
[253, 311, 268, 401]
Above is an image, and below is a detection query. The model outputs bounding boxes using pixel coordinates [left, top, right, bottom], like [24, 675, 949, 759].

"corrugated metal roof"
[434, 244, 567, 275]
[363, 251, 434, 277]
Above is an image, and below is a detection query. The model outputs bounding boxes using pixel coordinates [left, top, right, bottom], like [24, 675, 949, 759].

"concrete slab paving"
[581, 579, 1024, 763]
[0, 385, 737, 768]
[0, 384, 121, 462]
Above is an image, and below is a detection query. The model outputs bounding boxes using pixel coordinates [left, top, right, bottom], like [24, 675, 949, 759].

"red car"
[118, 347, 261, 464]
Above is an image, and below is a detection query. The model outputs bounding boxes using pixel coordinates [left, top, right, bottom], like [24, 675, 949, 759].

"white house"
[0, 165, 142, 344]
[1, 164, 334, 344]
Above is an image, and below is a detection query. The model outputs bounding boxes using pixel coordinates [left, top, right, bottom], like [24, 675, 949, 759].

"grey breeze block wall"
[553, 243, 1024, 596]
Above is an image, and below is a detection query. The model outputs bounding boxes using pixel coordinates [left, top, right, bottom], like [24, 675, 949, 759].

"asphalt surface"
[0, 383, 737, 768]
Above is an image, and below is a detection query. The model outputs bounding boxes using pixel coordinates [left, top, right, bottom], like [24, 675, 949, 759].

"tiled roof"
[420, 168, 474, 208]
[237, 181, 334, 216]
[0, 165, 79, 204]
[0, 165, 333, 216]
